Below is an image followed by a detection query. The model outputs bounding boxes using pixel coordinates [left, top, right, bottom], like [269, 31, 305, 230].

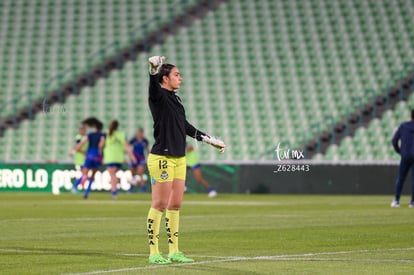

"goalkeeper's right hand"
[148, 55, 166, 75]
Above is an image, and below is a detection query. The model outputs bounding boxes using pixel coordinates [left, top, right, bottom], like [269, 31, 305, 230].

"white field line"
[3, 247, 414, 258]
[267, 257, 414, 263]
[61, 247, 414, 275]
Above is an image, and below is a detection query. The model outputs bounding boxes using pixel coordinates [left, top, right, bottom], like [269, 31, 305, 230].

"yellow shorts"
[147, 153, 187, 184]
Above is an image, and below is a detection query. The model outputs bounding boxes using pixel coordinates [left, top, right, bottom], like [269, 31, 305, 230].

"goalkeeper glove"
[201, 134, 226, 153]
[148, 55, 166, 75]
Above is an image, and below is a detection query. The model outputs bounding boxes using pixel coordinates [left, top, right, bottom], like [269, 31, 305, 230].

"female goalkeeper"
[145, 56, 225, 264]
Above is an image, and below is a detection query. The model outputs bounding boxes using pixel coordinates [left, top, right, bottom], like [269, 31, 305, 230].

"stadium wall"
[0, 162, 407, 195]
[236, 162, 402, 195]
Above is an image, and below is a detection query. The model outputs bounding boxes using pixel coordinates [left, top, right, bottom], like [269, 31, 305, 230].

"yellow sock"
[147, 207, 163, 256]
[165, 209, 179, 254]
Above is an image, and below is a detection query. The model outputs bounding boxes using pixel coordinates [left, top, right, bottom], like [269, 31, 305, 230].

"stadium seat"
[2, 0, 414, 162]
[321, 98, 414, 161]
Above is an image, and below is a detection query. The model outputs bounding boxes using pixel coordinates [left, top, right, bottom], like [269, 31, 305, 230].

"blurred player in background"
[186, 143, 217, 197]
[103, 120, 136, 199]
[68, 123, 88, 171]
[391, 109, 414, 208]
[69, 123, 88, 192]
[128, 127, 149, 192]
[145, 56, 225, 264]
[73, 117, 105, 199]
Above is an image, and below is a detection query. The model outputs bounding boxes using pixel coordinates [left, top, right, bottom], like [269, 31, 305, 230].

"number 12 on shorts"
[159, 160, 168, 169]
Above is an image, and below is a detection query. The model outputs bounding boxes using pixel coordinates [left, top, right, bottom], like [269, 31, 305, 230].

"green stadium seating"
[1, 0, 414, 162]
[320, 98, 414, 161]
[0, 0, 200, 118]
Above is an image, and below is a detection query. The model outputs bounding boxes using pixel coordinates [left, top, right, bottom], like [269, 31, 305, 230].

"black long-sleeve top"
[148, 74, 205, 157]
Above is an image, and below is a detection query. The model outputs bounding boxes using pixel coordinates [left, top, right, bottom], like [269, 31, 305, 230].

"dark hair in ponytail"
[108, 120, 119, 137]
[158, 63, 176, 84]
[82, 117, 103, 131]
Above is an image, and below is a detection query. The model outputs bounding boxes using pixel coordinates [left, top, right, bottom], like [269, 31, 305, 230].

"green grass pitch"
[1, 193, 413, 274]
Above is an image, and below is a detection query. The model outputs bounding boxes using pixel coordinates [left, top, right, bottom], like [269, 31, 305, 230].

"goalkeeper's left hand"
[201, 135, 226, 153]
[148, 55, 166, 75]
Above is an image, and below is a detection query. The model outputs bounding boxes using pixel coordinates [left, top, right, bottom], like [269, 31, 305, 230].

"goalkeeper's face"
[163, 67, 182, 91]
